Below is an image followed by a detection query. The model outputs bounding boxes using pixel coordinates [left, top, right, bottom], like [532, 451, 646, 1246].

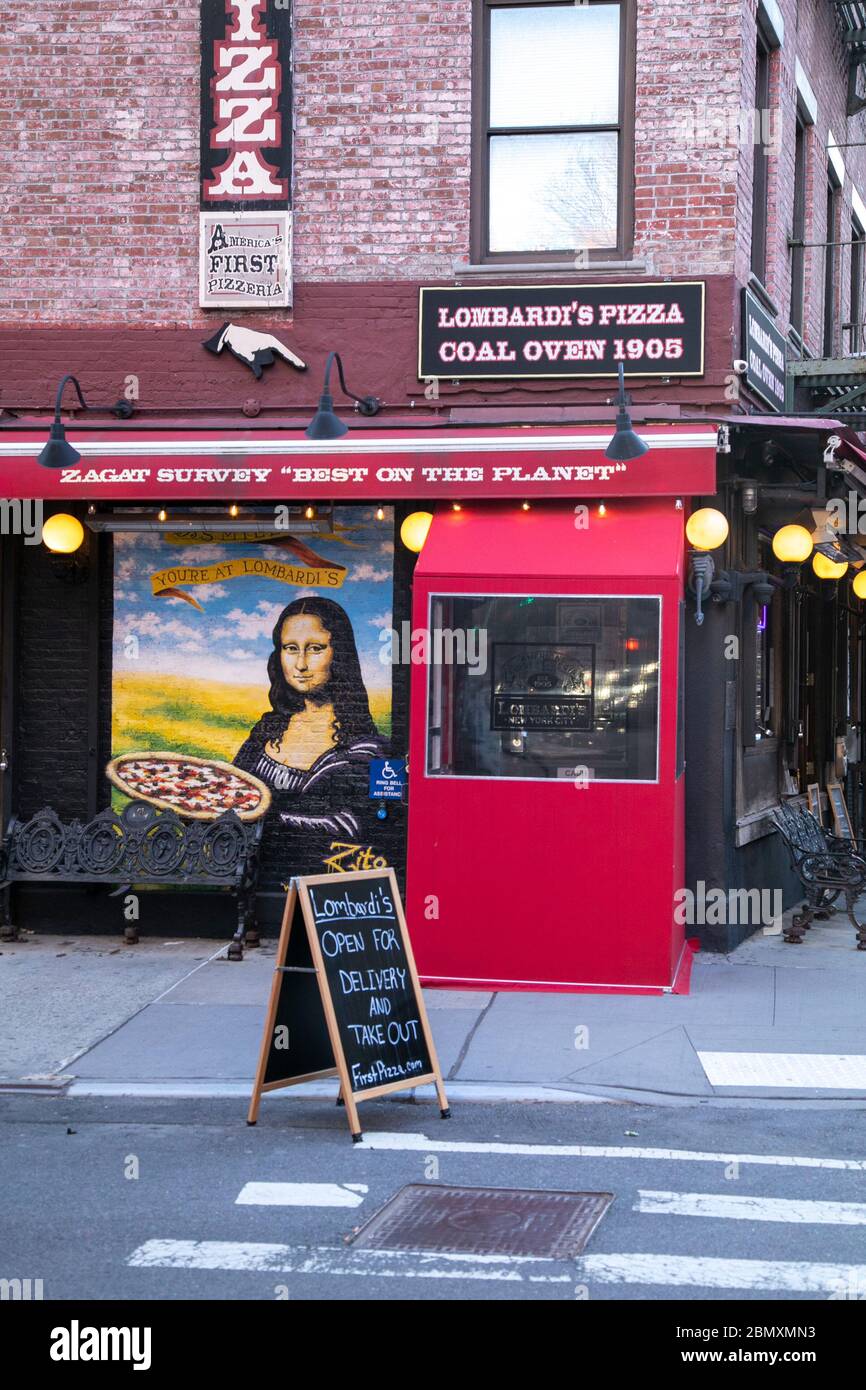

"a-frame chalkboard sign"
[247, 869, 450, 1141]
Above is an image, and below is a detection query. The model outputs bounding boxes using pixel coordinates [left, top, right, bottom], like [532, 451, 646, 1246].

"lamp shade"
[400, 511, 433, 553]
[685, 507, 729, 551]
[37, 422, 82, 470]
[854, 570, 866, 599]
[604, 424, 649, 462]
[304, 391, 349, 440]
[772, 524, 813, 563]
[812, 552, 848, 580]
[42, 513, 85, 553]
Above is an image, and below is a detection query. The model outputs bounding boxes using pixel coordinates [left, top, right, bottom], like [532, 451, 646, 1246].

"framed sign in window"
[826, 782, 853, 839]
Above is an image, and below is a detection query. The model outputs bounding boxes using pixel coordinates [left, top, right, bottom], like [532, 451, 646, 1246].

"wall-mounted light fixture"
[685, 507, 729, 626]
[686, 507, 779, 625]
[604, 364, 649, 462]
[37, 375, 133, 469]
[771, 524, 813, 563]
[305, 351, 381, 440]
[400, 511, 433, 553]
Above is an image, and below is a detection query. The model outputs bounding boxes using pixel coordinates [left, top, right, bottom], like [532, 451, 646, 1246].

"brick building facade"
[3, 1, 866, 973]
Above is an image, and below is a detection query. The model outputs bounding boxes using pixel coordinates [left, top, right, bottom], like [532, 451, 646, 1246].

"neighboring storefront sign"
[741, 288, 786, 412]
[111, 508, 393, 879]
[199, 1, 293, 308]
[0, 426, 719, 499]
[419, 282, 705, 379]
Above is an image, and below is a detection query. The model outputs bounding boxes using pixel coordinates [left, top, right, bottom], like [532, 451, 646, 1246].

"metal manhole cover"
[348, 1184, 613, 1258]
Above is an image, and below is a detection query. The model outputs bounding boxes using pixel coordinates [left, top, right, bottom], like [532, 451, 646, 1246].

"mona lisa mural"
[111, 509, 394, 884]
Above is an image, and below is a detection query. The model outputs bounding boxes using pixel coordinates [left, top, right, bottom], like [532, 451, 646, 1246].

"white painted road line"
[580, 1253, 866, 1294]
[635, 1190, 866, 1225]
[698, 1051, 866, 1089]
[127, 1240, 572, 1284]
[235, 1182, 368, 1208]
[357, 1131, 866, 1171]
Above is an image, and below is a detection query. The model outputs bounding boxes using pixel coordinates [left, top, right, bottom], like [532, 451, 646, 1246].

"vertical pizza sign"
[199, 0, 293, 308]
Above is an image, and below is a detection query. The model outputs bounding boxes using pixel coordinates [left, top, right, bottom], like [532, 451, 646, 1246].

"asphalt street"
[2, 1093, 866, 1302]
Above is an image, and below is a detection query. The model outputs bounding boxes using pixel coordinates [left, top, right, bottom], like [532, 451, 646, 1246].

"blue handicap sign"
[369, 757, 406, 801]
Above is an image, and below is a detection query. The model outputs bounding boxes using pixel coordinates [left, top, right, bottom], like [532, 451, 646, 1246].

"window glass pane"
[426, 595, 660, 782]
[489, 131, 618, 252]
[489, 4, 621, 128]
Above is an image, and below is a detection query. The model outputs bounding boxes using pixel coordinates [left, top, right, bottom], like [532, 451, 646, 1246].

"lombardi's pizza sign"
[418, 282, 705, 380]
[199, 1, 293, 308]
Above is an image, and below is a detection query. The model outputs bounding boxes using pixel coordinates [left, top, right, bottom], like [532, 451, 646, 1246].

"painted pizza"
[106, 753, 271, 822]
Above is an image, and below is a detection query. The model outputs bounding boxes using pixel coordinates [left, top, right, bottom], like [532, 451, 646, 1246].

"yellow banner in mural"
[151, 557, 346, 611]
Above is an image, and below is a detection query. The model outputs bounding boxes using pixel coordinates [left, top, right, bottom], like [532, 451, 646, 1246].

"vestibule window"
[473, 1, 632, 262]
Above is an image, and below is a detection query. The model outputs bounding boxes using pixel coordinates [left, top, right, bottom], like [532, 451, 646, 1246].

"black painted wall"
[9, 513, 415, 938]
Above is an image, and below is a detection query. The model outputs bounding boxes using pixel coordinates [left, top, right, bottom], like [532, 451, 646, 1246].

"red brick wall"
[2, 1, 865, 367]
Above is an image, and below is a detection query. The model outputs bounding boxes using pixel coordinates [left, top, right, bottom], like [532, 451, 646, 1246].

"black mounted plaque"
[419, 281, 705, 380]
[742, 287, 786, 412]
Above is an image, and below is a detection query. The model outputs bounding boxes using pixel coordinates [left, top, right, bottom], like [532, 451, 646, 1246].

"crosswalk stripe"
[356, 1131, 866, 1171]
[127, 1239, 573, 1284]
[579, 1253, 866, 1293]
[635, 1190, 866, 1225]
[235, 1183, 368, 1208]
[698, 1051, 866, 1089]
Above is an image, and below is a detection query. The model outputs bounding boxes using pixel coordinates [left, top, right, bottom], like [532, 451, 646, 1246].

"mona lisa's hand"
[280, 810, 360, 837]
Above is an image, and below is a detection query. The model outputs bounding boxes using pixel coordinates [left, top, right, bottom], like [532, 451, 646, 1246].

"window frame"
[424, 590, 663, 785]
[789, 110, 808, 338]
[849, 213, 865, 353]
[471, 0, 635, 265]
[750, 31, 771, 283]
[823, 165, 841, 357]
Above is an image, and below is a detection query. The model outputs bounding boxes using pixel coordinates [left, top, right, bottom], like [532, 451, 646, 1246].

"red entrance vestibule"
[406, 500, 688, 993]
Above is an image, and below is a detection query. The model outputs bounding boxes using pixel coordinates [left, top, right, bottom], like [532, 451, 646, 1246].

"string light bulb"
[451, 502, 462, 512]
[521, 501, 530, 511]
[157, 508, 167, 523]
[598, 503, 607, 517]
[305, 505, 315, 520]
[375, 506, 385, 521]
[229, 504, 239, 518]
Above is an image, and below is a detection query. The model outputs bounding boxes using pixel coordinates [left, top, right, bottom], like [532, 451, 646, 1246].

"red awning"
[415, 497, 686, 581]
[0, 423, 717, 501]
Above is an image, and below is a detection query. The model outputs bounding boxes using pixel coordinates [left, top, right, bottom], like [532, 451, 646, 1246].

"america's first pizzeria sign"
[199, 0, 293, 308]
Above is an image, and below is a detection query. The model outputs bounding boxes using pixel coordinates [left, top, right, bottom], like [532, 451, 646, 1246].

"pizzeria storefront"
[0, 417, 721, 992]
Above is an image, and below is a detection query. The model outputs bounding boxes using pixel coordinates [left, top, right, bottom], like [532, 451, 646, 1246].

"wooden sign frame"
[807, 782, 823, 825]
[248, 868, 449, 1141]
[826, 781, 853, 839]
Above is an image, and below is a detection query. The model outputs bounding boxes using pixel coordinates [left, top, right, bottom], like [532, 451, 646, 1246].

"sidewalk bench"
[771, 802, 866, 948]
[0, 802, 263, 960]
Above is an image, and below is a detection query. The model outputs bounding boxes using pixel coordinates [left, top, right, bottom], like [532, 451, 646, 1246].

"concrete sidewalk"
[2, 912, 866, 1105]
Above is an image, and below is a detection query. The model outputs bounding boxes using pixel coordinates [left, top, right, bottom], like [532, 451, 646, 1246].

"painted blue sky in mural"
[112, 507, 394, 694]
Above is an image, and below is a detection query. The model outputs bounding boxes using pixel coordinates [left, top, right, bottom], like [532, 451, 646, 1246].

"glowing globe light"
[400, 511, 433, 553]
[42, 513, 84, 553]
[812, 552, 848, 580]
[685, 507, 729, 551]
[853, 570, 866, 599]
[771, 524, 813, 563]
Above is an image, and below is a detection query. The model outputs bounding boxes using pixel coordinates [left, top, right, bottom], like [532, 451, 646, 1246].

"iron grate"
[349, 1184, 613, 1258]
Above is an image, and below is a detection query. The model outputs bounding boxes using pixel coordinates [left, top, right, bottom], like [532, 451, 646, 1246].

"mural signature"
[323, 842, 390, 873]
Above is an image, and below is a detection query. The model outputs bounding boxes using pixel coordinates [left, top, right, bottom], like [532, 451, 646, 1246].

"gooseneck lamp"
[37, 375, 134, 469]
[305, 352, 381, 440]
[38, 375, 89, 470]
[604, 363, 649, 462]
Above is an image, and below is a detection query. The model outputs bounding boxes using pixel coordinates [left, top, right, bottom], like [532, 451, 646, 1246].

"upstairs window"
[473, 1, 632, 263]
